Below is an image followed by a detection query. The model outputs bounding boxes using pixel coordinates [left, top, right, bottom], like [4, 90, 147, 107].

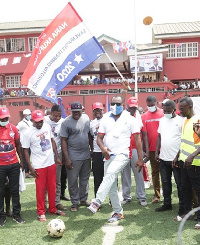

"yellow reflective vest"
[179, 115, 200, 166]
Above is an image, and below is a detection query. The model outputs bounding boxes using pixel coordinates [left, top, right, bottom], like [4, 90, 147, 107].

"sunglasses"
[111, 103, 122, 106]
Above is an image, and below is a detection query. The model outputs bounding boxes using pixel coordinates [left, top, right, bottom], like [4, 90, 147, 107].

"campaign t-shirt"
[130, 110, 143, 149]
[158, 115, 184, 161]
[142, 108, 164, 151]
[60, 114, 91, 161]
[0, 123, 19, 165]
[22, 123, 54, 169]
[90, 117, 102, 152]
[44, 116, 64, 154]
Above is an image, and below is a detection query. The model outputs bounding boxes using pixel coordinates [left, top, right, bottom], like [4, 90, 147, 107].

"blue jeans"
[0, 163, 21, 218]
[159, 159, 184, 216]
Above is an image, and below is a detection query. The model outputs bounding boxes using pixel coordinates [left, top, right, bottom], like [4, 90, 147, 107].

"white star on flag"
[13, 57, 21, 64]
[74, 54, 83, 64]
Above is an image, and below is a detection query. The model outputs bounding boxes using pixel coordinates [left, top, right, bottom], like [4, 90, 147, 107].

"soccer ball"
[47, 219, 66, 238]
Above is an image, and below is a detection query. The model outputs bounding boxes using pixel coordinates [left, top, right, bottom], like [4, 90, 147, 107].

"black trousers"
[92, 152, 104, 196]
[0, 163, 21, 218]
[159, 159, 184, 216]
[181, 164, 200, 221]
[60, 164, 67, 197]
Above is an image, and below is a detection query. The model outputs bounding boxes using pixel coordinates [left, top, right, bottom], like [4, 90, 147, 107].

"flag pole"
[134, 0, 138, 99]
[104, 52, 131, 90]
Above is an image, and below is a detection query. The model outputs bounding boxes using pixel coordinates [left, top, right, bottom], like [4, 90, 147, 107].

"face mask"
[0, 120, 9, 127]
[164, 113, 173, 119]
[147, 106, 156, 113]
[110, 104, 123, 115]
[26, 115, 31, 121]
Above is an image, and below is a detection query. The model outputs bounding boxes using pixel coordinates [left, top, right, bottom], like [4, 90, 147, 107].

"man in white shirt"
[16, 109, 32, 178]
[155, 100, 184, 216]
[22, 110, 65, 222]
[44, 104, 67, 211]
[88, 95, 143, 222]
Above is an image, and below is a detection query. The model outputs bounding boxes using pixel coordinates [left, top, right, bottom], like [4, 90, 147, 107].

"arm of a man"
[133, 133, 143, 173]
[23, 148, 38, 178]
[61, 137, 72, 170]
[15, 138, 23, 169]
[97, 133, 111, 160]
[155, 133, 161, 161]
[51, 138, 61, 166]
[141, 130, 149, 160]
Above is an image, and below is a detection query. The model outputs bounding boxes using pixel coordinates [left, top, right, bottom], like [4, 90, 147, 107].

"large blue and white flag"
[21, 2, 105, 103]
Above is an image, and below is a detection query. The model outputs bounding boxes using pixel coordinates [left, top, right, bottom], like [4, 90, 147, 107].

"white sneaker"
[87, 201, 100, 214]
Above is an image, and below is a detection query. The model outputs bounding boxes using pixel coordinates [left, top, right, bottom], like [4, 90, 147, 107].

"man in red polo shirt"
[0, 107, 24, 226]
[142, 95, 164, 203]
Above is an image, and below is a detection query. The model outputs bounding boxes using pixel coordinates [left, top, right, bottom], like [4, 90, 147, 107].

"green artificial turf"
[0, 176, 200, 245]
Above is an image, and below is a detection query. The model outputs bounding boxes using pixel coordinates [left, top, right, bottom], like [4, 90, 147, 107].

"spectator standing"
[155, 100, 184, 217]
[121, 97, 148, 206]
[22, 110, 65, 221]
[90, 102, 104, 196]
[44, 104, 67, 211]
[61, 101, 92, 212]
[16, 109, 32, 178]
[0, 107, 24, 226]
[142, 95, 164, 203]
[175, 97, 200, 229]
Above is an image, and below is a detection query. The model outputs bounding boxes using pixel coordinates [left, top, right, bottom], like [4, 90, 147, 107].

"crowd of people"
[0, 87, 35, 98]
[0, 81, 200, 231]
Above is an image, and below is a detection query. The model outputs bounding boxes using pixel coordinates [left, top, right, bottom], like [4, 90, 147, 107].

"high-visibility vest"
[179, 115, 200, 166]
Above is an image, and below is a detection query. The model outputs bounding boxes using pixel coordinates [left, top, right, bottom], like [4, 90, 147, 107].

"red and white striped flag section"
[21, 2, 105, 103]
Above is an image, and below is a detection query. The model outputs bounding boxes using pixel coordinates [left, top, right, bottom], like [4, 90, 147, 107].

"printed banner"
[130, 53, 163, 73]
[21, 2, 105, 103]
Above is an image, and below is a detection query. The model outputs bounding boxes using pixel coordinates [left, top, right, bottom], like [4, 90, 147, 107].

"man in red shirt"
[142, 96, 164, 203]
[0, 107, 24, 226]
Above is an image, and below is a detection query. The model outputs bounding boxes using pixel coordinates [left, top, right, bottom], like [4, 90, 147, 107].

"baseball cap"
[162, 99, 170, 105]
[92, 102, 104, 110]
[127, 97, 138, 108]
[0, 107, 10, 119]
[31, 110, 44, 122]
[71, 101, 82, 112]
[23, 109, 31, 115]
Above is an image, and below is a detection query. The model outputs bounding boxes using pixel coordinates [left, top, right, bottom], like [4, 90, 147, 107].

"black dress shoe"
[60, 195, 71, 201]
[155, 204, 172, 212]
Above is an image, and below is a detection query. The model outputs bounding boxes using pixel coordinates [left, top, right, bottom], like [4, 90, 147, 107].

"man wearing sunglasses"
[175, 97, 200, 229]
[88, 95, 143, 223]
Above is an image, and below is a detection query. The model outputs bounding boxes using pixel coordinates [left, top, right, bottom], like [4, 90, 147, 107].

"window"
[28, 37, 38, 52]
[6, 76, 21, 88]
[0, 40, 5, 53]
[167, 42, 198, 58]
[0, 38, 25, 53]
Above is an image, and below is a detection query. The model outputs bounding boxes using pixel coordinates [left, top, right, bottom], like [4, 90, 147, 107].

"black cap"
[71, 101, 82, 111]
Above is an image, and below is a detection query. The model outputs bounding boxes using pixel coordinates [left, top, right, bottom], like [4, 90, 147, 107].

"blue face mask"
[26, 115, 31, 121]
[110, 104, 123, 115]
